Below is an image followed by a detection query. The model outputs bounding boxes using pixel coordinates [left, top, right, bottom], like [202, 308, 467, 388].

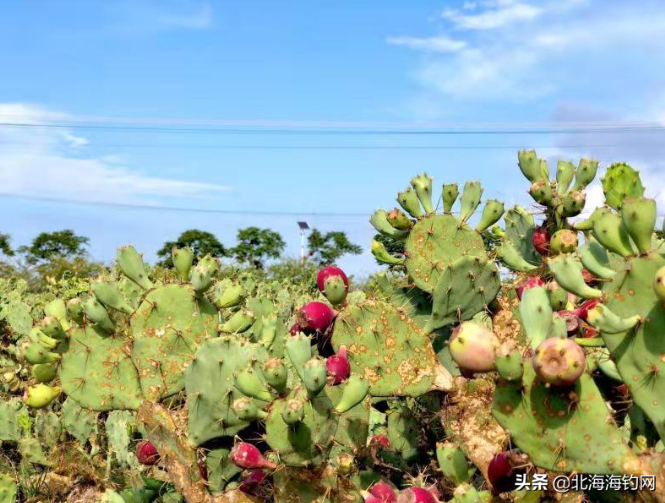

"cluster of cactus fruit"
[2, 151, 665, 502]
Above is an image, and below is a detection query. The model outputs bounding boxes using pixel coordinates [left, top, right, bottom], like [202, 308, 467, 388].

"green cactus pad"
[331, 300, 452, 397]
[501, 207, 542, 268]
[601, 163, 645, 211]
[601, 252, 665, 440]
[185, 336, 271, 446]
[59, 325, 144, 411]
[493, 366, 636, 474]
[404, 214, 487, 293]
[0, 397, 29, 441]
[205, 447, 242, 495]
[265, 386, 369, 467]
[61, 397, 98, 444]
[130, 283, 218, 401]
[0, 473, 17, 503]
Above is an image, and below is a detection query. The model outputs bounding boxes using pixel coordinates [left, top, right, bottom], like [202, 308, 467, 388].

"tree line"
[0, 227, 361, 282]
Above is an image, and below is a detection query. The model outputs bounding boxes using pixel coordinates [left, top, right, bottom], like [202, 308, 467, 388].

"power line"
[0, 192, 368, 217]
[2, 122, 665, 135]
[0, 141, 656, 151]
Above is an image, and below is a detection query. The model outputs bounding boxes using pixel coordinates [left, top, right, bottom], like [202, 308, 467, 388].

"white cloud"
[386, 35, 467, 53]
[442, 0, 541, 30]
[0, 103, 229, 204]
[156, 2, 212, 30]
[108, 1, 212, 34]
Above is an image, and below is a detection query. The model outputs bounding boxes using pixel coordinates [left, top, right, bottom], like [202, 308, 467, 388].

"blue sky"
[1, 0, 665, 276]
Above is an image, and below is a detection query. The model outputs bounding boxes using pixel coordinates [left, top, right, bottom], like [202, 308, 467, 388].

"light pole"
[297, 221, 310, 263]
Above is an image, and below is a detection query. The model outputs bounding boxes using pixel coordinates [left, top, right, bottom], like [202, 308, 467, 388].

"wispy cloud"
[386, 35, 467, 53]
[155, 2, 212, 30]
[442, 0, 541, 30]
[108, 0, 213, 34]
[0, 103, 229, 204]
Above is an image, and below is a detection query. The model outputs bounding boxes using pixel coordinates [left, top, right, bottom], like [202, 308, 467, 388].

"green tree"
[0, 233, 13, 257]
[232, 227, 285, 269]
[156, 229, 227, 267]
[307, 229, 362, 266]
[19, 230, 89, 265]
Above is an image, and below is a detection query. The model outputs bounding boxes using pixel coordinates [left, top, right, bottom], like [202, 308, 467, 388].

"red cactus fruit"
[297, 301, 336, 333]
[136, 440, 160, 465]
[555, 310, 580, 335]
[516, 277, 544, 300]
[397, 487, 438, 503]
[532, 338, 586, 387]
[575, 299, 601, 322]
[239, 470, 267, 496]
[326, 346, 351, 384]
[229, 443, 277, 470]
[488, 451, 527, 494]
[289, 323, 301, 336]
[198, 458, 208, 481]
[370, 482, 398, 502]
[370, 434, 391, 449]
[580, 324, 598, 338]
[581, 269, 596, 285]
[532, 226, 550, 256]
[317, 266, 349, 292]
[366, 497, 384, 503]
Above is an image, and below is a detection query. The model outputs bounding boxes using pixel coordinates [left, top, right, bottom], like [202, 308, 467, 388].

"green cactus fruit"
[558, 190, 586, 217]
[22, 341, 60, 364]
[592, 209, 635, 258]
[231, 397, 268, 421]
[654, 265, 665, 304]
[92, 281, 134, 315]
[578, 239, 616, 279]
[332, 300, 452, 397]
[334, 375, 369, 413]
[303, 357, 327, 398]
[547, 254, 603, 299]
[601, 162, 645, 210]
[495, 346, 524, 382]
[370, 209, 409, 239]
[83, 297, 115, 333]
[198, 254, 220, 272]
[529, 180, 554, 206]
[442, 183, 459, 213]
[519, 286, 553, 349]
[61, 398, 97, 444]
[496, 241, 538, 272]
[44, 298, 71, 331]
[371, 239, 404, 265]
[550, 229, 578, 256]
[28, 327, 58, 349]
[40, 315, 67, 340]
[235, 366, 273, 402]
[322, 275, 348, 307]
[556, 160, 575, 194]
[386, 208, 413, 230]
[547, 283, 569, 311]
[572, 157, 599, 190]
[263, 358, 288, 393]
[281, 399, 305, 425]
[60, 325, 143, 410]
[436, 442, 470, 485]
[621, 198, 656, 254]
[190, 263, 215, 294]
[24, 384, 60, 408]
[0, 473, 17, 503]
[185, 337, 270, 445]
[172, 247, 194, 282]
[410, 173, 434, 214]
[117, 245, 154, 290]
[286, 333, 312, 381]
[66, 298, 85, 325]
[518, 150, 544, 183]
[448, 322, 499, 373]
[459, 181, 483, 223]
[396, 187, 424, 219]
[424, 256, 500, 333]
[475, 199, 505, 233]
[532, 338, 586, 387]
[586, 304, 641, 334]
[214, 283, 246, 308]
[220, 309, 254, 333]
[32, 363, 58, 383]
